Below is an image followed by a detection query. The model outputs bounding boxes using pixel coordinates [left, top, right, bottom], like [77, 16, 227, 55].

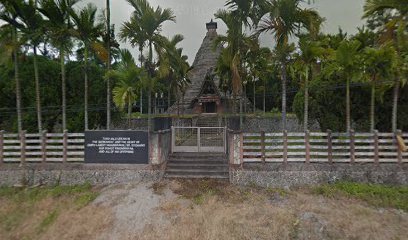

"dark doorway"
[203, 102, 217, 113]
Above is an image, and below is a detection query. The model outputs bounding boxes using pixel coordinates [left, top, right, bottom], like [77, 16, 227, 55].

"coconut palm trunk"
[392, 78, 399, 133]
[346, 78, 351, 132]
[12, 27, 22, 133]
[139, 47, 143, 114]
[304, 76, 309, 132]
[84, 47, 89, 130]
[33, 46, 42, 132]
[370, 82, 376, 133]
[253, 81, 256, 113]
[60, 49, 67, 131]
[106, 0, 111, 130]
[128, 97, 132, 128]
[263, 80, 266, 113]
[281, 61, 287, 131]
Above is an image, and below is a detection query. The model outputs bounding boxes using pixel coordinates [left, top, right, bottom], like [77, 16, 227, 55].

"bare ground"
[1, 180, 407, 240]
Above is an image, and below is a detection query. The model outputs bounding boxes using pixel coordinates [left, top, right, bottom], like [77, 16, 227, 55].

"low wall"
[231, 163, 408, 188]
[0, 164, 163, 186]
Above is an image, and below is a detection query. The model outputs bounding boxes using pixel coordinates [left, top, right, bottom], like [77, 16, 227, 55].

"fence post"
[0, 130, 4, 164]
[240, 131, 244, 167]
[327, 129, 332, 164]
[305, 130, 310, 164]
[397, 130, 403, 165]
[350, 129, 355, 164]
[20, 130, 26, 165]
[261, 131, 265, 163]
[283, 130, 288, 164]
[197, 127, 201, 153]
[171, 126, 174, 153]
[374, 130, 379, 165]
[41, 130, 47, 163]
[63, 130, 68, 163]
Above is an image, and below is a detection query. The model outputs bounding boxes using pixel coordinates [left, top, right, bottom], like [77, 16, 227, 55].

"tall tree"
[257, 0, 322, 130]
[326, 39, 362, 132]
[110, 49, 146, 127]
[363, 45, 397, 132]
[105, 0, 111, 129]
[121, 0, 175, 131]
[70, 3, 104, 130]
[39, 0, 81, 131]
[8, 0, 45, 133]
[291, 36, 325, 130]
[363, 0, 408, 132]
[0, 0, 24, 132]
[157, 34, 190, 114]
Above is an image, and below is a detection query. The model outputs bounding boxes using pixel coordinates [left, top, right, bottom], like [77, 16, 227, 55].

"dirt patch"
[1, 181, 407, 240]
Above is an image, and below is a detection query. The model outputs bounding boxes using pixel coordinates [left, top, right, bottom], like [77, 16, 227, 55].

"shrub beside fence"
[242, 130, 408, 164]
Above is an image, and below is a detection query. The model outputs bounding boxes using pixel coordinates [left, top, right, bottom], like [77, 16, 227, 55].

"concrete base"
[230, 163, 408, 188]
[0, 163, 163, 186]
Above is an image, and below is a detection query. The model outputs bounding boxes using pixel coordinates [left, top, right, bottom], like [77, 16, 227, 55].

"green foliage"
[313, 182, 408, 211]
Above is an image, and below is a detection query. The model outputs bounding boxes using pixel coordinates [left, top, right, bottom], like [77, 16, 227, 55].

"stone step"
[165, 174, 229, 180]
[169, 153, 226, 158]
[167, 163, 228, 170]
[167, 158, 226, 164]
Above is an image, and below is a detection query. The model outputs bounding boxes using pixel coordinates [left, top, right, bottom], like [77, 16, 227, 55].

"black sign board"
[85, 131, 149, 164]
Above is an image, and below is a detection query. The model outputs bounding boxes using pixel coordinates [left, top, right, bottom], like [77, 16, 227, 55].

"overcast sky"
[81, 0, 366, 64]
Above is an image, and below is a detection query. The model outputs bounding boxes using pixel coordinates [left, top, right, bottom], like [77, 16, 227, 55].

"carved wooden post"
[283, 130, 288, 164]
[261, 131, 265, 163]
[20, 130, 26, 165]
[374, 130, 379, 165]
[327, 130, 332, 164]
[305, 130, 310, 164]
[350, 129, 355, 164]
[63, 130, 68, 163]
[0, 130, 4, 164]
[41, 130, 47, 163]
[397, 130, 403, 165]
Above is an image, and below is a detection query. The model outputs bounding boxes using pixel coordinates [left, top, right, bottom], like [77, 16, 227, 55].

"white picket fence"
[242, 130, 408, 164]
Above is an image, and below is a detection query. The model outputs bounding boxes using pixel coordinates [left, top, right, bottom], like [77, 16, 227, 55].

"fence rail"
[242, 130, 408, 164]
[0, 130, 84, 163]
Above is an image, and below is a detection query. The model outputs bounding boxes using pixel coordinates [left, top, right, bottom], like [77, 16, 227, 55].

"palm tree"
[7, 0, 45, 133]
[0, 0, 24, 132]
[363, 0, 408, 133]
[119, 13, 148, 115]
[121, 0, 175, 131]
[363, 45, 397, 132]
[39, 0, 80, 131]
[215, 9, 258, 118]
[157, 34, 190, 113]
[106, 0, 111, 129]
[291, 36, 325, 130]
[110, 49, 146, 127]
[257, 0, 322, 130]
[70, 3, 104, 130]
[325, 39, 361, 132]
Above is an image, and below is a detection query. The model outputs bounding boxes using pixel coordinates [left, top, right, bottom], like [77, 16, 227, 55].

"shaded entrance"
[203, 102, 217, 113]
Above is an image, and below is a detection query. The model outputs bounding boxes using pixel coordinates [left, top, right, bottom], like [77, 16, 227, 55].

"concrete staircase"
[165, 152, 229, 179]
[196, 116, 224, 127]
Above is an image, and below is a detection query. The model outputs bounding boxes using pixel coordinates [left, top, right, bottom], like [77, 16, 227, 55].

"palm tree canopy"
[70, 3, 103, 45]
[258, 0, 323, 46]
[364, 0, 408, 18]
[38, 0, 81, 50]
[111, 49, 146, 110]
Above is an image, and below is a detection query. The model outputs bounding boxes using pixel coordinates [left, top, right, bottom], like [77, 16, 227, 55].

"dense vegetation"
[0, 0, 407, 132]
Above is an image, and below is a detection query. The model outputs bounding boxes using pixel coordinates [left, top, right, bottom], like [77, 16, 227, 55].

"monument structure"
[167, 20, 249, 115]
